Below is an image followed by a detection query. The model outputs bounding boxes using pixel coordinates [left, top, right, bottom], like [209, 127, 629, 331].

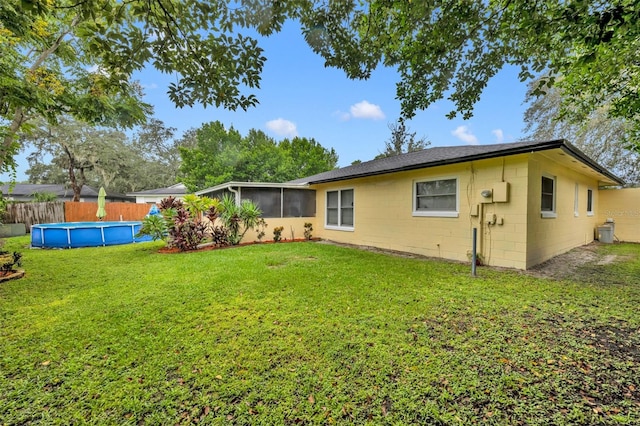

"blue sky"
[7, 22, 530, 182]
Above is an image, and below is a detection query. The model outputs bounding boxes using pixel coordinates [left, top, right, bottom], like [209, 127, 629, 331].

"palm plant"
[218, 194, 262, 245]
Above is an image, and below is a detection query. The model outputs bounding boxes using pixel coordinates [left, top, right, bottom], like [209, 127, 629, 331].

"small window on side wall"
[413, 178, 458, 217]
[326, 189, 354, 230]
[587, 188, 594, 216]
[541, 175, 557, 218]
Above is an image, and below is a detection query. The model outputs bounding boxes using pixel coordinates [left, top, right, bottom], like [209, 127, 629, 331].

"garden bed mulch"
[0, 270, 25, 282]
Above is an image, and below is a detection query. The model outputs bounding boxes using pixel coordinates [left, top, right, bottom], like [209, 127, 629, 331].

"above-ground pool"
[31, 222, 152, 249]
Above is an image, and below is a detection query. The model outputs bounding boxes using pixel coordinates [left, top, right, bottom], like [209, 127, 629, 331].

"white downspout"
[228, 186, 240, 206]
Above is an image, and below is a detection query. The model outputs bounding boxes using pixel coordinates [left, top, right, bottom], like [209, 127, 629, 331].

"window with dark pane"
[241, 187, 281, 218]
[541, 176, 555, 212]
[283, 189, 316, 217]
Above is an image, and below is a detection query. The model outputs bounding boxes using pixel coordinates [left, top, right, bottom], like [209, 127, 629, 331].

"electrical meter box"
[493, 182, 509, 203]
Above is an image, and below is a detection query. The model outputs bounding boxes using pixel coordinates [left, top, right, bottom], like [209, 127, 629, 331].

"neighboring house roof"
[0, 184, 131, 200]
[288, 139, 624, 186]
[127, 183, 188, 196]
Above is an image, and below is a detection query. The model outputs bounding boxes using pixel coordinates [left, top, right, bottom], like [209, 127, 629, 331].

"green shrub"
[218, 194, 262, 245]
[31, 191, 57, 202]
[137, 195, 227, 251]
[303, 222, 313, 240]
[136, 214, 168, 241]
[255, 218, 268, 242]
[273, 226, 284, 242]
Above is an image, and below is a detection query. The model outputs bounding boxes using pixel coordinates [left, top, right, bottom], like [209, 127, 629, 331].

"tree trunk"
[63, 145, 82, 202]
[67, 162, 81, 202]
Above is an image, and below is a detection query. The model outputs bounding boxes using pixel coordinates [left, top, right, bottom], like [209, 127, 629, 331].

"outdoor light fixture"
[481, 189, 492, 198]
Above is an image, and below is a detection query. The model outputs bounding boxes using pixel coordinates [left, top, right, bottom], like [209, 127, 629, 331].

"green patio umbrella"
[96, 187, 107, 220]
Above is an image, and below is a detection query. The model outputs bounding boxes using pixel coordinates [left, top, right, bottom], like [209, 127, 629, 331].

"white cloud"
[492, 129, 504, 143]
[349, 100, 385, 120]
[451, 125, 479, 145]
[141, 83, 159, 90]
[266, 118, 298, 138]
[333, 101, 385, 121]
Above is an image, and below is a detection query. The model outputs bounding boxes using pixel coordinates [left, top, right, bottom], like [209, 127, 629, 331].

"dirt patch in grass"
[526, 242, 633, 282]
[419, 309, 640, 422]
[536, 314, 640, 413]
[321, 240, 633, 283]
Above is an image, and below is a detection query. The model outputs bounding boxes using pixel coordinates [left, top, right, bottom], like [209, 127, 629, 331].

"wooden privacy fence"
[4, 202, 65, 230]
[3, 202, 152, 231]
[64, 202, 151, 222]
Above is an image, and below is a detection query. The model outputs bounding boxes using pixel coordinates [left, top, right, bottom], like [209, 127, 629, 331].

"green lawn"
[1, 237, 639, 425]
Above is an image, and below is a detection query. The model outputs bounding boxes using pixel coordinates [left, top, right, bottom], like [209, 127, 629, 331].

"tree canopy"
[24, 117, 187, 198]
[129, 118, 193, 191]
[0, 0, 285, 173]
[3, 0, 640, 180]
[523, 78, 640, 186]
[179, 121, 338, 191]
[25, 117, 131, 200]
[375, 120, 429, 159]
[303, 1, 640, 148]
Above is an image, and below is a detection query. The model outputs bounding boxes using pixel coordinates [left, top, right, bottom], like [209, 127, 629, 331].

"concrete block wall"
[598, 188, 640, 242]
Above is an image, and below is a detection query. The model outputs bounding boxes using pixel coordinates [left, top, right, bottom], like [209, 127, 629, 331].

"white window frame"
[574, 183, 579, 217]
[325, 188, 354, 231]
[541, 174, 557, 218]
[586, 188, 594, 216]
[412, 177, 459, 218]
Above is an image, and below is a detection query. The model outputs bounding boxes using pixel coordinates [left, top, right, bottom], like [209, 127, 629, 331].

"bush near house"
[217, 194, 262, 245]
[273, 226, 284, 242]
[136, 194, 262, 251]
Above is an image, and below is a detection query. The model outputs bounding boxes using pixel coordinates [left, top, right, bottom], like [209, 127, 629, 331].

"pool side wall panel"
[31, 222, 151, 249]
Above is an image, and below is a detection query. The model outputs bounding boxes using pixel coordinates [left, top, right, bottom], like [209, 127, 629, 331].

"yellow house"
[198, 140, 626, 270]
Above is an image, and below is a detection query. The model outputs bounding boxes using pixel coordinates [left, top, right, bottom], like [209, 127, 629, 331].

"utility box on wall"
[493, 182, 509, 203]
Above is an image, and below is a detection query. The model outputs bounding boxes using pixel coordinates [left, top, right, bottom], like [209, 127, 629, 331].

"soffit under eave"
[537, 150, 621, 187]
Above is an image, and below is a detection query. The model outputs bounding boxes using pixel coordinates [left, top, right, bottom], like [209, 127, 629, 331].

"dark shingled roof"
[288, 139, 624, 185]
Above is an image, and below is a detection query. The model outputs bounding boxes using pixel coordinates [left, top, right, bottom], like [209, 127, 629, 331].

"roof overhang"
[195, 181, 310, 196]
[558, 142, 624, 186]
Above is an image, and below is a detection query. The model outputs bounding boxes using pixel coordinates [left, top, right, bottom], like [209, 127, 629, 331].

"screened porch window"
[240, 188, 316, 218]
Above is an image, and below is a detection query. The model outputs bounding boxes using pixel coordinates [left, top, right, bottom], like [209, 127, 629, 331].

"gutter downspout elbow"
[228, 186, 240, 206]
